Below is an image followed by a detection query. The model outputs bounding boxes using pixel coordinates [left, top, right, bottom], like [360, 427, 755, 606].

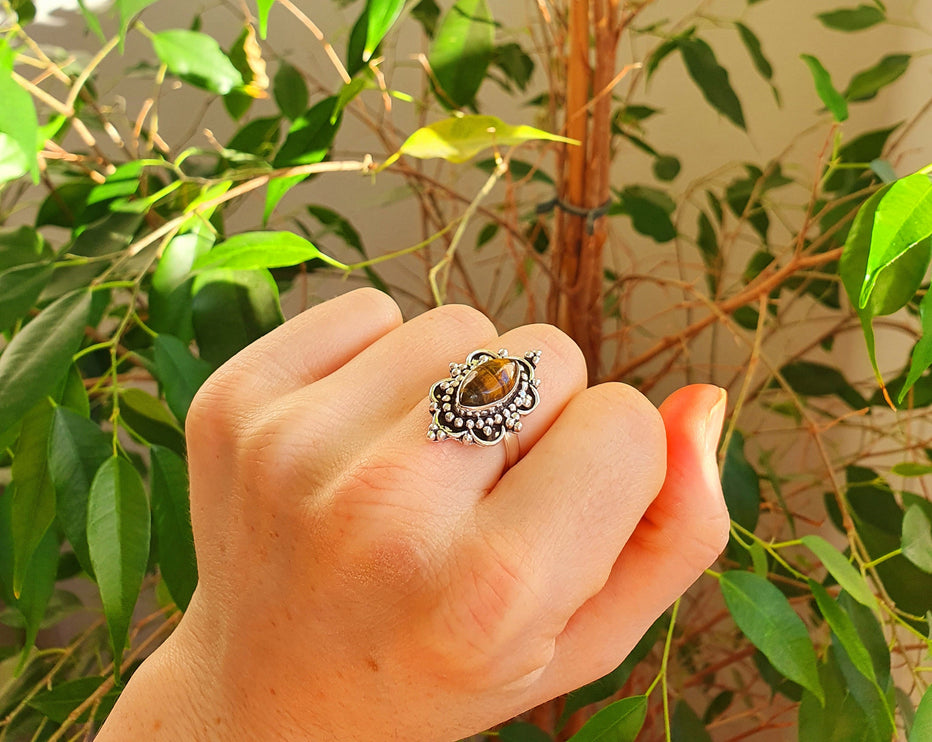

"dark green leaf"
[151, 30, 243, 94]
[846, 54, 910, 102]
[678, 38, 746, 130]
[273, 61, 308, 120]
[568, 695, 648, 742]
[0, 263, 52, 332]
[87, 456, 151, 675]
[702, 691, 734, 725]
[194, 231, 345, 272]
[902, 505, 932, 573]
[412, 0, 440, 37]
[671, 700, 712, 742]
[191, 268, 284, 366]
[48, 407, 113, 578]
[610, 185, 677, 243]
[364, 0, 405, 61]
[0, 226, 51, 272]
[838, 592, 890, 688]
[498, 722, 551, 742]
[696, 210, 721, 293]
[227, 115, 282, 157]
[735, 22, 773, 80]
[824, 126, 898, 194]
[800, 55, 848, 122]
[0, 40, 39, 183]
[119, 388, 185, 454]
[720, 571, 823, 703]
[429, 0, 495, 108]
[912, 685, 932, 742]
[810, 581, 879, 687]
[492, 43, 535, 92]
[0, 289, 91, 438]
[721, 430, 760, 533]
[799, 647, 879, 742]
[859, 173, 932, 307]
[801, 535, 877, 610]
[653, 154, 681, 182]
[779, 360, 869, 409]
[892, 462, 932, 477]
[60, 364, 89, 418]
[150, 446, 197, 610]
[152, 335, 212, 424]
[830, 629, 896, 741]
[818, 5, 886, 31]
[28, 676, 119, 724]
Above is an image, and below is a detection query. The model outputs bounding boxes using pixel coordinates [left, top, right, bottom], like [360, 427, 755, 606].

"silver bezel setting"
[427, 349, 542, 446]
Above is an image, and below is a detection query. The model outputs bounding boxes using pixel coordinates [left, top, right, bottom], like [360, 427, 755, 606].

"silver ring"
[427, 348, 542, 447]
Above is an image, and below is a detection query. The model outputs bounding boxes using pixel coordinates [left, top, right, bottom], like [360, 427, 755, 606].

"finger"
[536, 384, 729, 695]
[473, 383, 667, 624]
[192, 288, 403, 417]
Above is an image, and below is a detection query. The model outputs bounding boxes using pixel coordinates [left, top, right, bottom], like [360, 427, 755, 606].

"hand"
[97, 288, 729, 741]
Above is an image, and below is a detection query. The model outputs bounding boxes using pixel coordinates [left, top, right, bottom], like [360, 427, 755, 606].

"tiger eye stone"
[458, 358, 518, 408]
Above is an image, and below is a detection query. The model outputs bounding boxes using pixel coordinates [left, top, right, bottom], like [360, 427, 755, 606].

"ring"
[427, 348, 542, 448]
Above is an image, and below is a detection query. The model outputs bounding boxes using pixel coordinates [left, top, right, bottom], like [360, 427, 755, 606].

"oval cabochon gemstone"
[458, 358, 519, 408]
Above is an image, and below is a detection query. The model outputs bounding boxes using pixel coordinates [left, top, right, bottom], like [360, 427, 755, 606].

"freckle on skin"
[152, 720, 162, 731]
[365, 656, 379, 672]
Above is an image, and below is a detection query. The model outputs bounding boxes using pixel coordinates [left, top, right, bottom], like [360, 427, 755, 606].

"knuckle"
[425, 303, 496, 339]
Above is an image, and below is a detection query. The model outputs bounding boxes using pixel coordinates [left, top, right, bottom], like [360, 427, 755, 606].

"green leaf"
[818, 5, 886, 31]
[150, 229, 215, 341]
[671, 700, 713, 742]
[498, 723, 552, 742]
[364, 0, 405, 61]
[677, 38, 746, 130]
[119, 388, 185, 454]
[227, 115, 282, 157]
[721, 430, 760, 534]
[568, 695, 648, 742]
[273, 95, 341, 168]
[412, 0, 440, 37]
[902, 505, 932, 573]
[0, 262, 52, 332]
[720, 570, 823, 703]
[838, 592, 890, 688]
[385, 115, 577, 167]
[735, 22, 773, 80]
[273, 61, 308, 121]
[476, 157, 554, 186]
[116, 0, 158, 49]
[893, 462, 932, 477]
[9, 401, 56, 598]
[610, 185, 677, 243]
[255, 0, 274, 37]
[28, 676, 119, 724]
[799, 647, 880, 742]
[846, 54, 910, 102]
[48, 407, 113, 578]
[801, 535, 877, 610]
[810, 581, 878, 687]
[492, 42, 535, 92]
[0, 289, 91, 438]
[653, 154, 681, 182]
[194, 231, 346, 273]
[152, 335, 212, 424]
[912, 685, 932, 742]
[191, 268, 284, 367]
[800, 55, 849, 122]
[429, 0, 495, 108]
[779, 360, 869, 409]
[87, 456, 151, 676]
[151, 30, 243, 95]
[0, 226, 51, 272]
[858, 173, 932, 307]
[150, 446, 197, 610]
[559, 617, 664, 725]
[0, 40, 40, 183]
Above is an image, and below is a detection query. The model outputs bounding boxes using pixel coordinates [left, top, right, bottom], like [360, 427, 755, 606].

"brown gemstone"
[457, 358, 519, 409]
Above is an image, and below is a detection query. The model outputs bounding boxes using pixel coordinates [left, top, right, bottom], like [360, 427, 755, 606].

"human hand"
[97, 288, 729, 741]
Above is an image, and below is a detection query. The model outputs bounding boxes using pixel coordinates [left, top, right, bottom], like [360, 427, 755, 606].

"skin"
[96, 288, 730, 741]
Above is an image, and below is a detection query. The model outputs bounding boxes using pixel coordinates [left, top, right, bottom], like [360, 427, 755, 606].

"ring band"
[427, 348, 542, 447]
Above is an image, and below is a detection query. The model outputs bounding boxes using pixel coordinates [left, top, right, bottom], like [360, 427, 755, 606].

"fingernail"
[705, 387, 728, 458]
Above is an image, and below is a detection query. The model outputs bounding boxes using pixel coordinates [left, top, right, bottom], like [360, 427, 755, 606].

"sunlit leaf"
[0, 40, 39, 183]
[151, 30, 243, 94]
[116, 0, 158, 49]
[720, 571, 823, 703]
[364, 0, 405, 61]
[801, 535, 877, 610]
[255, 0, 274, 38]
[384, 115, 577, 168]
[193, 231, 346, 273]
[87, 456, 151, 676]
[568, 695, 648, 742]
[902, 505, 932, 573]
